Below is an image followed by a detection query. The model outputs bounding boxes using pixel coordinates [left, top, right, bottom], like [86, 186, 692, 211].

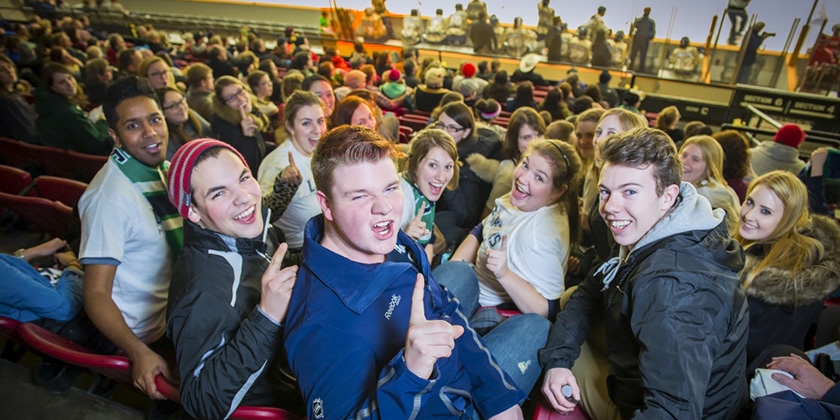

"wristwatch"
[13, 248, 26, 259]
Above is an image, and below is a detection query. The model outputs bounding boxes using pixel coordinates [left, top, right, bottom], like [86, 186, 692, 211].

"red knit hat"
[387, 68, 401, 82]
[461, 62, 477, 78]
[773, 124, 806, 148]
[167, 139, 249, 219]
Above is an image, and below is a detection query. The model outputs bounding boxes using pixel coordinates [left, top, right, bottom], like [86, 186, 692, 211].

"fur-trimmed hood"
[742, 214, 840, 305]
[211, 95, 269, 132]
[464, 153, 500, 183]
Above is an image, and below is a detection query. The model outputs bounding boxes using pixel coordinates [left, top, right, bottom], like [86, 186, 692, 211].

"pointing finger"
[413, 202, 426, 222]
[410, 273, 427, 324]
[288, 151, 298, 169]
[264, 243, 288, 280]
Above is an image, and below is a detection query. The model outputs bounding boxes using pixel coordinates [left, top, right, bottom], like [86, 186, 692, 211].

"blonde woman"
[679, 135, 741, 232]
[735, 171, 840, 366]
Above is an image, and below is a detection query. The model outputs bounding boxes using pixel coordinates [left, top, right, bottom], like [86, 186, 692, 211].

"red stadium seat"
[0, 316, 21, 343]
[408, 109, 431, 118]
[154, 375, 302, 420]
[33, 176, 88, 208]
[66, 150, 108, 183]
[0, 137, 37, 169]
[397, 116, 430, 132]
[533, 397, 591, 420]
[0, 316, 25, 361]
[17, 322, 133, 384]
[0, 164, 34, 195]
[0, 192, 76, 238]
[0, 137, 108, 183]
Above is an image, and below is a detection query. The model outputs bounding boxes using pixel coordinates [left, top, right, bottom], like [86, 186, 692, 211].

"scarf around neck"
[111, 148, 183, 256]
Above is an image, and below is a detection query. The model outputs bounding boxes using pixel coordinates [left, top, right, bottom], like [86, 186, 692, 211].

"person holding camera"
[737, 21, 774, 84]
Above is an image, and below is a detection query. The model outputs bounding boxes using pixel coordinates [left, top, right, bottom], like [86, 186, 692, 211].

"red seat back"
[65, 150, 108, 183]
[34, 176, 88, 208]
[17, 322, 132, 383]
[533, 398, 591, 420]
[0, 137, 107, 183]
[397, 116, 430, 132]
[0, 164, 34, 195]
[0, 316, 22, 343]
[0, 192, 76, 238]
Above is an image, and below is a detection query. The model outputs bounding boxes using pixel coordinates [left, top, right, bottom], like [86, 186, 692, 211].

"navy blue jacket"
[284, 216, 524, 419]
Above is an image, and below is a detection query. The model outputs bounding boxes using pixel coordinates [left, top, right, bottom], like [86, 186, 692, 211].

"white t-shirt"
[258, 140, 320, 249]
[78, 160, 173, 344]
[475, 194, 569, 307]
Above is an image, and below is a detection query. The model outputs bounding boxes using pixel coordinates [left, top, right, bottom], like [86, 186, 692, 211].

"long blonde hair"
[736, 171, 824, 291]
[679, 135, 727, 188]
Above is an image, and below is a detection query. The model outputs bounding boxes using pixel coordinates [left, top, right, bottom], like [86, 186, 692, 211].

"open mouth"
[609, 220, 630, 232]
[144, 143, 162, 154]
[233, 205, 257, 223]
[512, 182, 529, 201]
[372, 220, 394, 239]
[428, 181, 444, 197]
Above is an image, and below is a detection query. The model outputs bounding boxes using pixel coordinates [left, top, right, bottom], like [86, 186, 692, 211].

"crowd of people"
[4, 5, 840, 420]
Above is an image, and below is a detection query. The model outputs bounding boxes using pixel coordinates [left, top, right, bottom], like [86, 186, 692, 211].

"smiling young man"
[165, 139, 301, 419]
[78, 76, 181, 399]
[284, 125, 525, 419]
[539, 127, 749, 419]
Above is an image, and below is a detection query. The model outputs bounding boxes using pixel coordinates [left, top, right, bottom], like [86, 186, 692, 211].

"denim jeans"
[0, 255, 83, 323]
[728, 8, 748, 43]
[433, 261, 551, 394]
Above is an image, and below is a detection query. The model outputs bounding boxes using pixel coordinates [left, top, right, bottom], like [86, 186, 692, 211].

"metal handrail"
[720, 123, 840, 148]
[744, 104, 782, 130]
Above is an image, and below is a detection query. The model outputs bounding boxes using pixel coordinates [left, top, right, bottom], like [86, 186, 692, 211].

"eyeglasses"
[149, 70, 169, 79]
[224, 88, 248, 103]
[434, 121, 466, 133]
[163, 96, 186, 111]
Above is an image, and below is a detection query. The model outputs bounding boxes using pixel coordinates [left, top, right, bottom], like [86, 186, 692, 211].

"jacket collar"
[302, 215, 428, 314]
[182, 205, 273, 255]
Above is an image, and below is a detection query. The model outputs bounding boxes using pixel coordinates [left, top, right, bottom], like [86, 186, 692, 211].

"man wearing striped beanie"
[165, 139, 302, 419]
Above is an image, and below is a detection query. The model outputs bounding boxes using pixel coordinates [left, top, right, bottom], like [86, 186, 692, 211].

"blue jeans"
[728, 7, 748, 43]
[432, 261, 551, 394]
[0, 255, 83, 323]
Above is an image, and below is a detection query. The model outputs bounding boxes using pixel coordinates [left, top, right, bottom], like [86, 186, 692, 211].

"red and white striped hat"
[167, 139, 248, 219]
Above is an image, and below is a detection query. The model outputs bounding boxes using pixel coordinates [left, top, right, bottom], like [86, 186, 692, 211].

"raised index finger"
[410, 273, 427, 324]
[264, 242, 288, 281]
[288, 151, 297, 169]
[413, 202, 426, 222]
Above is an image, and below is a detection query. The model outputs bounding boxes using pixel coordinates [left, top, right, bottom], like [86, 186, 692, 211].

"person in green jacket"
[35, 63, 112, 155]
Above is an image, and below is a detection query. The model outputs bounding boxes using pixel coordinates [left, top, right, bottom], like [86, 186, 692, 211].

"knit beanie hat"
[424, 67, 445, 87]
[387, 68, 401, 82]
[773, 124, 806, 148]
[381, 80, 406, 99]
[167, 139, 249, 219]
[461, 62, 476, 78]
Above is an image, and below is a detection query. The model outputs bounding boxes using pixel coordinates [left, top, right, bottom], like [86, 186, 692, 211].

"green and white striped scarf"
[111, 148, 183, 256]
